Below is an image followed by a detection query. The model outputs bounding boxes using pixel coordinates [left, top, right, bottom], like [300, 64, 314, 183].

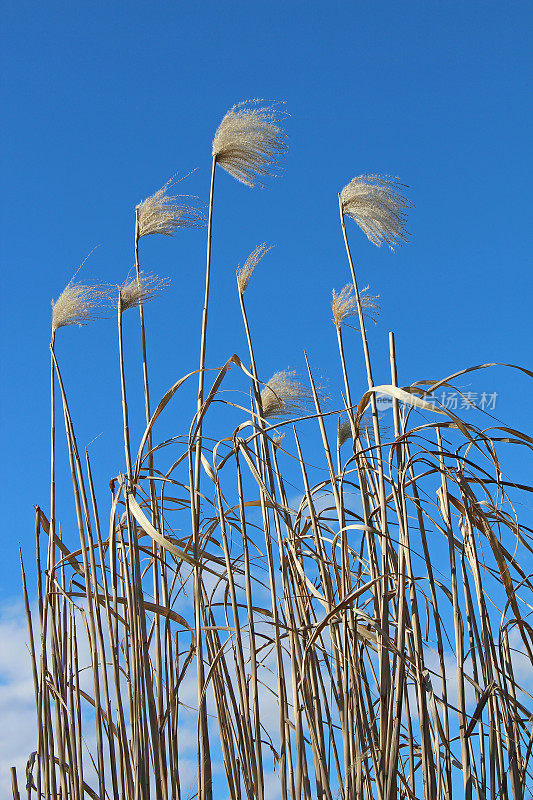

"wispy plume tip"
[236, 243, 272, 294]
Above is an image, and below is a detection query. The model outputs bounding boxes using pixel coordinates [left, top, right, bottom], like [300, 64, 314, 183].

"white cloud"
[0, 601, 37, 798]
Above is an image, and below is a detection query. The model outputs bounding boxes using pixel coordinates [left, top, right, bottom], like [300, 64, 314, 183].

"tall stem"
[135, 209, 168, 798]
[40, 333, 57, 800]
[197, 156, 217, 414]
[134, 210, 153, 425]
[238, 289, 292, 800]
[191, 155, 217, 800]
[338, 194, 391, 770]
[118, 297, 165, 800]
[117, 301, 133, 481]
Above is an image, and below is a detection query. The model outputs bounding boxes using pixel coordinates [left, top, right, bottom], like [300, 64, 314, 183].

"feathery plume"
[332, 283, 380, 328]
[136, 178, 206, 237]
[338, 412, 389, 447]
[118, 272, 170, 312]
[340, 174, 412, 251]
[51, 280, 109, 333]
[212, 100, 288, 187]
[338, 417, 353, 447]
[261, 370, 318, 419]
[236, 243, 272, 294]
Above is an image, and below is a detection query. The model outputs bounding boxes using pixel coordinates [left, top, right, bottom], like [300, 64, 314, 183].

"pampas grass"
[15, 102, 533, 800]
[136, 177, 206, 237]
[261, 370, 317, 419]
[332, 282, 380, 328]
[340, 174, 412, 250]
[51, 280, 109, 332]
[337, 416, 353, 447]
[118, 272, 169, 311]
[212, 100, 288, 187]
[236, 242, 272, 295]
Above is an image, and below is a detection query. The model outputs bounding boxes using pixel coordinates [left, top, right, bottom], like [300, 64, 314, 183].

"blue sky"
[1, 0, 532, 608]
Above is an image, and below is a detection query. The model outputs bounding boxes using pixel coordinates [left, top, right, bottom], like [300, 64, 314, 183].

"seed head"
[338, 411, 389, 448]
[261, 370, 317, 419]
[332, 283, 380, 328]
[338, 417, 353, 447]
[340, 175, 412, 251]
[212, 100, 288, 188]
[118, 272, 170, 312]
[236, 243, 272, 295]
[51, 281, 109, 333]
[136, 178, 206, 237]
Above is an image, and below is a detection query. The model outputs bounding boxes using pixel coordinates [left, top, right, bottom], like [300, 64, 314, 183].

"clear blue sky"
[1, 0, 532, 600]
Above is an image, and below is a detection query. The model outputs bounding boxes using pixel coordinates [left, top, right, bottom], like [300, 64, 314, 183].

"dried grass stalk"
[261, 370, 319, 419]
[136, 178, 206, 237]
[51, 281, 109, 332]
[118, 272, 169, 312]
[212, 100, 288, 187]
[340, 174, 412, 250]
[236, 243, 272, 294]
[332, 282, 380, 328]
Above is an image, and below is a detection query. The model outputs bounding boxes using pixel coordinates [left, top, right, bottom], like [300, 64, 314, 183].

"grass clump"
[13, 100, 533, 800]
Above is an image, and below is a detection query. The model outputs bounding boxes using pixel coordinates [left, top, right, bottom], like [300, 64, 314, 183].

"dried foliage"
[136, 178, 206, 237]
[332, 282, 380, 328]
[51, 280, 109, 332]
[337, 416, 353, 446]
[19, 107, 533, 800]
[340, 174, 412, 250]
[212, 100, 288, 187]
[260, 369, 316, 418]
[236, 242, 272, 294]
[118, 272, 169, 312]
[337, 410, 386, 446]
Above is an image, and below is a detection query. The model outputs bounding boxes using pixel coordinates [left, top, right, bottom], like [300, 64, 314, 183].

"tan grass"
[260, 370, 318, 419]
[340, 174, 412, 250]
[118, 272, 169, 312]
[212, 100, 288, 187]
[18, 103, 533, 800]
[136, 178, 206, 237]
[236, 243, 272, 294]
[51, 280, 109, 332]
[332, 282, 380, 328]
[337, 416, 353, 447]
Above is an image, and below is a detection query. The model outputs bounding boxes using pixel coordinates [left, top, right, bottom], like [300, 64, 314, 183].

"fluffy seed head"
[52, 281, 109, 333]
[136, 178, 206, 237]
[212, 100, 288, 187]
[338, 417, 353, 447]
[236, 243, 272, 294]
[261, 370, 318, 419]
[118, 272, 170, 312]
[340, 174, 412, 251]
[331, 283, 380, 328]
[338, 412, 389, 448]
